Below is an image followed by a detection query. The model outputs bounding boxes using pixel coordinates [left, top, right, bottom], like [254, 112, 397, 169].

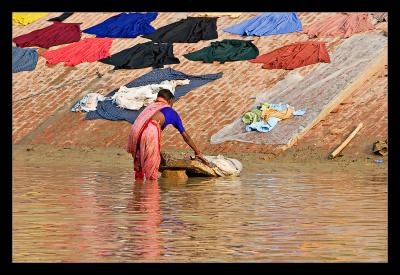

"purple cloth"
[160, 107, 185, 133]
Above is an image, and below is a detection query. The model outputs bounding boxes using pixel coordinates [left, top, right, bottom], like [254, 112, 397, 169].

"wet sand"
[12, 144, 388, 175]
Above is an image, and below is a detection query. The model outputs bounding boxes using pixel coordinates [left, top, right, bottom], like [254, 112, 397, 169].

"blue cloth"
[293, 108, 306, 116]
[85, 68, 223, 123]
[245, 117, 281, 133]
[83, 12, 157, 38]
[268, 103, 290, 111]
[12, 47, 38, 73]
[160, 107, 185, 133]
[224, 12, 302, 36]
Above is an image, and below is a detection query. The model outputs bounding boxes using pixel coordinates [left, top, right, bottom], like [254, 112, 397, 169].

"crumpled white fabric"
[112, 79, 190, 110]
[71, 92, 107, 112]
[203, 155, 243, 177]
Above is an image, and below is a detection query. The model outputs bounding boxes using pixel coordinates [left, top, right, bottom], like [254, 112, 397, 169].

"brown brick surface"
[12, 13, 387, 156]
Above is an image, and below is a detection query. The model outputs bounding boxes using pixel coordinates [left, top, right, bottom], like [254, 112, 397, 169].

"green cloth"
[184, 39, 259, 64]
[242, 109, 262, 125]
[260, 102, 270, 111]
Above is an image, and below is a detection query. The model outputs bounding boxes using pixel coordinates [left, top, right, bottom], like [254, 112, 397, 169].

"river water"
[12, 163, 387, 262]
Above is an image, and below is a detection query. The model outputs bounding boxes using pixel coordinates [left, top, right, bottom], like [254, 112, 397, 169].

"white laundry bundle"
[111, 79, 190, 110]
[203, 155, 243, 176]
[71, 92, 107, 112]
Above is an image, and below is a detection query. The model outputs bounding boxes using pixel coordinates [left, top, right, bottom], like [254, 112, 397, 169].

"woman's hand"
[194, 153, 211, 166]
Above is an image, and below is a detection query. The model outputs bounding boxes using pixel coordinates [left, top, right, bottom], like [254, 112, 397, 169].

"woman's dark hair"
[157, 89, 174, 101]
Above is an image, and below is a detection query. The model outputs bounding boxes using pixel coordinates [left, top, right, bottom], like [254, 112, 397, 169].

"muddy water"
[12, 163, 387, 262]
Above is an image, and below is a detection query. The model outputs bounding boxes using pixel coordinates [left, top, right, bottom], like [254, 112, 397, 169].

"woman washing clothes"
[127, 89, 209, 180]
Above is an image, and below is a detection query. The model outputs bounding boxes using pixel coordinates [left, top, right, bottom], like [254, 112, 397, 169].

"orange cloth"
[303, 12, 374, 38]
[261, 107, 295, 122]
[250, 41, 330, 70]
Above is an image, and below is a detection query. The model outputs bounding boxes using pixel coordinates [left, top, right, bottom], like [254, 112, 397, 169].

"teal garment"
[242, 109, 262, 125]
[184, 39, 259, 64]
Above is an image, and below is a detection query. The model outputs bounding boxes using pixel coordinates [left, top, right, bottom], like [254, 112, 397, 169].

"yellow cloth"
[197, 13, 242, 18]
[12, 12, 49, 26]
[261, 106, 295, 122]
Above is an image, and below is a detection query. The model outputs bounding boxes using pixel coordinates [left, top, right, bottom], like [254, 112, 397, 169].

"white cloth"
[203, 155, 243, 177]
[71, 92, 107, 112]
[111, 79, 190, 110]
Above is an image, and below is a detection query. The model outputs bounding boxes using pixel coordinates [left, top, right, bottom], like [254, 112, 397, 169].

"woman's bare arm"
[181, 131, 209, 165]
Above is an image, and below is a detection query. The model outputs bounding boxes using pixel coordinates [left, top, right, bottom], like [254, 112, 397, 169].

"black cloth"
[142, 17, 218, 43]
[99, 42, 180, 70]
[48, 12, 74, 22]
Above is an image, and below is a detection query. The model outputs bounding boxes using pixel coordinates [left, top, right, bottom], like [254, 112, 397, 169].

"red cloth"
[303, 13, 374, 38]
[249, 41, 330, 70]
[40, 38, 113, 66]
[13, 22, 81, 49]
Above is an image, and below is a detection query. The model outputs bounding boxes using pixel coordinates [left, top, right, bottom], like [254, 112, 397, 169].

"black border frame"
[3, 0, 399, 272]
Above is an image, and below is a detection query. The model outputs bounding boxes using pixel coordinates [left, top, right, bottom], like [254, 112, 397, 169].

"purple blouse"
[159, 107, 185, 133]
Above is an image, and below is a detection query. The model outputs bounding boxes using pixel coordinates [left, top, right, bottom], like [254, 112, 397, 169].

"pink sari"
[127, 101, 168, 180]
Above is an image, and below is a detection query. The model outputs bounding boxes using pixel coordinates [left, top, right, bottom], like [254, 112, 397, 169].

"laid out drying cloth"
[223, 12, 302, 36]
[111, 79, 190, 110]
[249, 41, 330, 70]
[303, 12, 374, 38]
[203, 155, 243, 177]
[71, 93, 108, 112]
[13, 22, 81, 49]
[83, 12, 157, 38]
[13, 12, 49, 26]
[99, 41, 180, 69]
[12, 47, 38, 73]
[184, 39, 259, 64]
[84, 68, 223, 123]
[40, 37, 113, 66]
[47, 12, 74, 22]
[142, 17, 218, 43]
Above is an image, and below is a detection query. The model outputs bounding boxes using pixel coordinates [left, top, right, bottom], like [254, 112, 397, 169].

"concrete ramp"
[210, 33, 388, 150]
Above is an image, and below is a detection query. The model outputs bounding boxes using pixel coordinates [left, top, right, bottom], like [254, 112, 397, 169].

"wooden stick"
[329, 122, 363, 159]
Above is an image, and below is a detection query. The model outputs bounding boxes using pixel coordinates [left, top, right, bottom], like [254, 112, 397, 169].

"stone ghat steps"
[12, 13, 387, 157]
[210, 33, 388, 152]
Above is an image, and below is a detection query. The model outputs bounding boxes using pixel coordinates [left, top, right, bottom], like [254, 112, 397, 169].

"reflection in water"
[12, 163, 387, 262]
[128, 181, 162, 261]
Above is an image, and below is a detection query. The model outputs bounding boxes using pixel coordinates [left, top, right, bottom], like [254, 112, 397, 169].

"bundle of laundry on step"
[242, 102, 306, 133]
[203, 155, 243, 177]
[111, 79, 190, 110]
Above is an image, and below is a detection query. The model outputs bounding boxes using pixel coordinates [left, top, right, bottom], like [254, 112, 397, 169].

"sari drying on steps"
[127, 101, 168, 180]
